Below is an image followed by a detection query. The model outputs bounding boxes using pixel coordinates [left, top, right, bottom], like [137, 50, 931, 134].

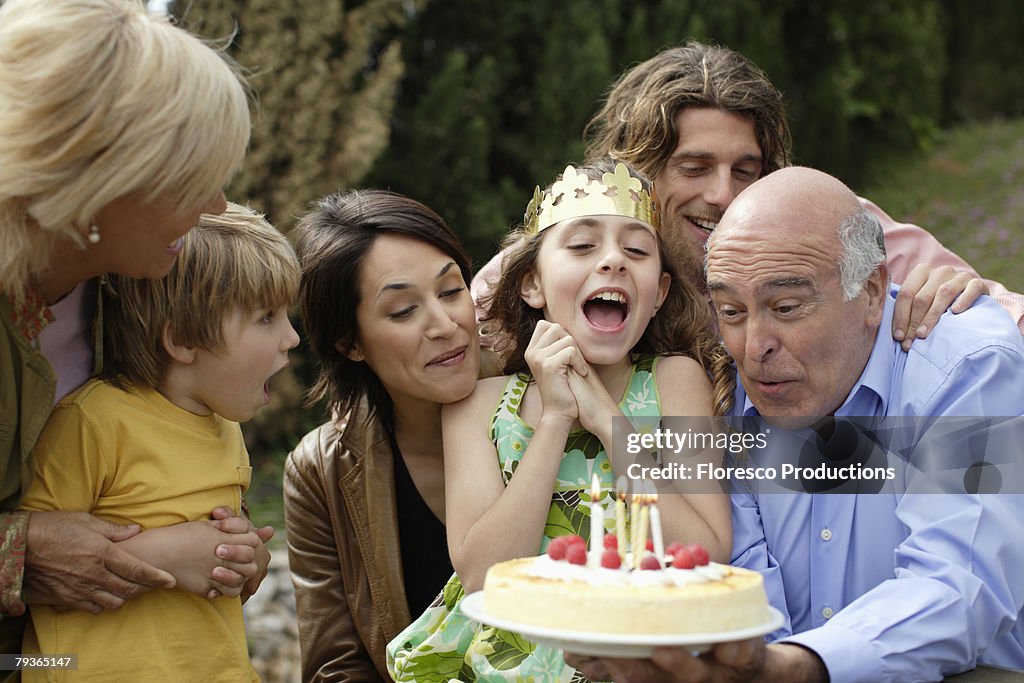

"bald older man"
[571, 168, 1024, 683]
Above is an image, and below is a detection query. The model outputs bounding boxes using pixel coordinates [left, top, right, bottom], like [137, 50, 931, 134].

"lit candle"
[630, 491, 641, 568]
[649, 492, 665, 568]
[615, 476, 628, 562]
[636, 498, 650, 565]
[589, 473, 604, 567]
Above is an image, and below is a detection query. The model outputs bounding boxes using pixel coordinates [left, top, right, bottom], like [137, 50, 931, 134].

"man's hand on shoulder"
[893, 263, 989, 351]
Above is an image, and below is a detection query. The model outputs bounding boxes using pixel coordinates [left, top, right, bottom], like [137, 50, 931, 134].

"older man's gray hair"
[838, 209, 886, 300]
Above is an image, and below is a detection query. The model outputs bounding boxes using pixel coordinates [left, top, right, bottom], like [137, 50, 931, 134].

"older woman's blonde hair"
[0, 0, 251, 301]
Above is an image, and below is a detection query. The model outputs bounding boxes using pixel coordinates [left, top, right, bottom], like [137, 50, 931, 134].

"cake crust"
[483, 556, 771, 635]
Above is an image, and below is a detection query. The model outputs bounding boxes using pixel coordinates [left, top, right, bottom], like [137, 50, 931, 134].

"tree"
[942, 0, 1024, 124]
[777, 0, 945, 182]
[369, 0, 958, 262]
[367, 1, 797, 265]
[367, 0, 625, 266]
[169, 0, 415, 229]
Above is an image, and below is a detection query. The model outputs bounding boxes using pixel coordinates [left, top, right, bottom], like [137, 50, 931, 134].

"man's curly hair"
[584, 41, 791, 180]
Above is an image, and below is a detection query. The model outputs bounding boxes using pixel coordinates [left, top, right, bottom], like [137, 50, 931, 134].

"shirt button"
[820, 528, 833, 541]
[822, 606, 834, 619]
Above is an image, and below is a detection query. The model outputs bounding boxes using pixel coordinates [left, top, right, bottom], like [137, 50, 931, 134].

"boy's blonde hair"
[0, 0, 251, 300]
[102, 203, 300, 388]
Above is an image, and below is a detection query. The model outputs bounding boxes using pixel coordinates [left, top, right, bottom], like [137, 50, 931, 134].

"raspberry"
[645, 538, 654, 552]
[640, 554, 662, 570]
[566, 543, 588, 565]
[603, 533, 618, 550]
[666, 541, 684, 557]
[547, 536, 569, 560]
[566, 534, 586, 548]
[671, 548, 696, 569]
[600, 549, 621, 569]
[686, 543, 710, 566]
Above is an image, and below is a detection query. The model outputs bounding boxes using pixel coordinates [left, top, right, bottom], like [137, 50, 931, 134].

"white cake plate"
[459, 592, 785, 658]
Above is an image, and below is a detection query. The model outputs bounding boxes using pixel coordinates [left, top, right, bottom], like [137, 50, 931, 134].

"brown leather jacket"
[284, 402, 411, 682]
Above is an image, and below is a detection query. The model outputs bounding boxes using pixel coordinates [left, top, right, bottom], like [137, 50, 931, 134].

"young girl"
[388, 160, 735, 682]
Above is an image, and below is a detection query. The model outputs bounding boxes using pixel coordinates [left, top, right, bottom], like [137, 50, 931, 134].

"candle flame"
[591, 473, 601, 499]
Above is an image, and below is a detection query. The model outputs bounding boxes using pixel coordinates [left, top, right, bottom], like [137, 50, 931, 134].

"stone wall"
[244, 547, 301, 682]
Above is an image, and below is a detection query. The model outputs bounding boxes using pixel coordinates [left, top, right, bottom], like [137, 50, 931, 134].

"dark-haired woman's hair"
[292, 189, 473, 428]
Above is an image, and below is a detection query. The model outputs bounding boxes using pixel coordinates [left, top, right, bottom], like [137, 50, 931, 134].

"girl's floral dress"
[387, 356, 662, 683]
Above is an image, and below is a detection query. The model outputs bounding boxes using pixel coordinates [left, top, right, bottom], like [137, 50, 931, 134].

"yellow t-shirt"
[19, 379, 257, 682]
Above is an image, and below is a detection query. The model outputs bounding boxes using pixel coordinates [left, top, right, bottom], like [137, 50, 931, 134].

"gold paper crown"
[523, 162, 659, 234]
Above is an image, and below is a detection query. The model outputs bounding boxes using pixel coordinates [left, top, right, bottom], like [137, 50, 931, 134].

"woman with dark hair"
[285, 189, 482, 682]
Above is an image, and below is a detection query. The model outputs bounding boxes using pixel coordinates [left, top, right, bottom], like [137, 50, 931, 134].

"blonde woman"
[0, 0, 257, 662]
[21, 205, 300, 681]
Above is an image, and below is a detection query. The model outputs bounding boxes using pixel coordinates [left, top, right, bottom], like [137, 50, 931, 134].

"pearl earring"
[88, 224, 101, 244]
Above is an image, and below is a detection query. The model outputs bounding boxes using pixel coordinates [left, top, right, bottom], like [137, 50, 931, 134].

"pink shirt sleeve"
[471, 248, 510, 351]
[862, 196, 1024, 334]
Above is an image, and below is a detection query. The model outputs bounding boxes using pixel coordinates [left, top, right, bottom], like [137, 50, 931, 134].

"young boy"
[19, 204, 300, 681]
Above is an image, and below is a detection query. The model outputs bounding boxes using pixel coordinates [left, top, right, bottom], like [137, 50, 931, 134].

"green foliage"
[776, 1, 947, 178]
[169, 0, 1021, 269]
[368, 0, 975, 264]
[368, 0, 627, 265]
[860, 118, 1024, 292]
[942, 0, 1024, 124]
[169, 0, 415, 230]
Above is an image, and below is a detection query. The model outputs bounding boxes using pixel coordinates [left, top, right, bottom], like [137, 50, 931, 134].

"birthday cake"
[482, 535, 770, 635]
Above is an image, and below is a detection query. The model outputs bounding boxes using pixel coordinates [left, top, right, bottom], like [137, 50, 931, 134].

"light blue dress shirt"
[731, 287, 1024, 683]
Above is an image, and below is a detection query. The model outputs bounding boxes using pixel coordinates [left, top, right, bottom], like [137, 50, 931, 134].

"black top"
[390, 432, 454, 617]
